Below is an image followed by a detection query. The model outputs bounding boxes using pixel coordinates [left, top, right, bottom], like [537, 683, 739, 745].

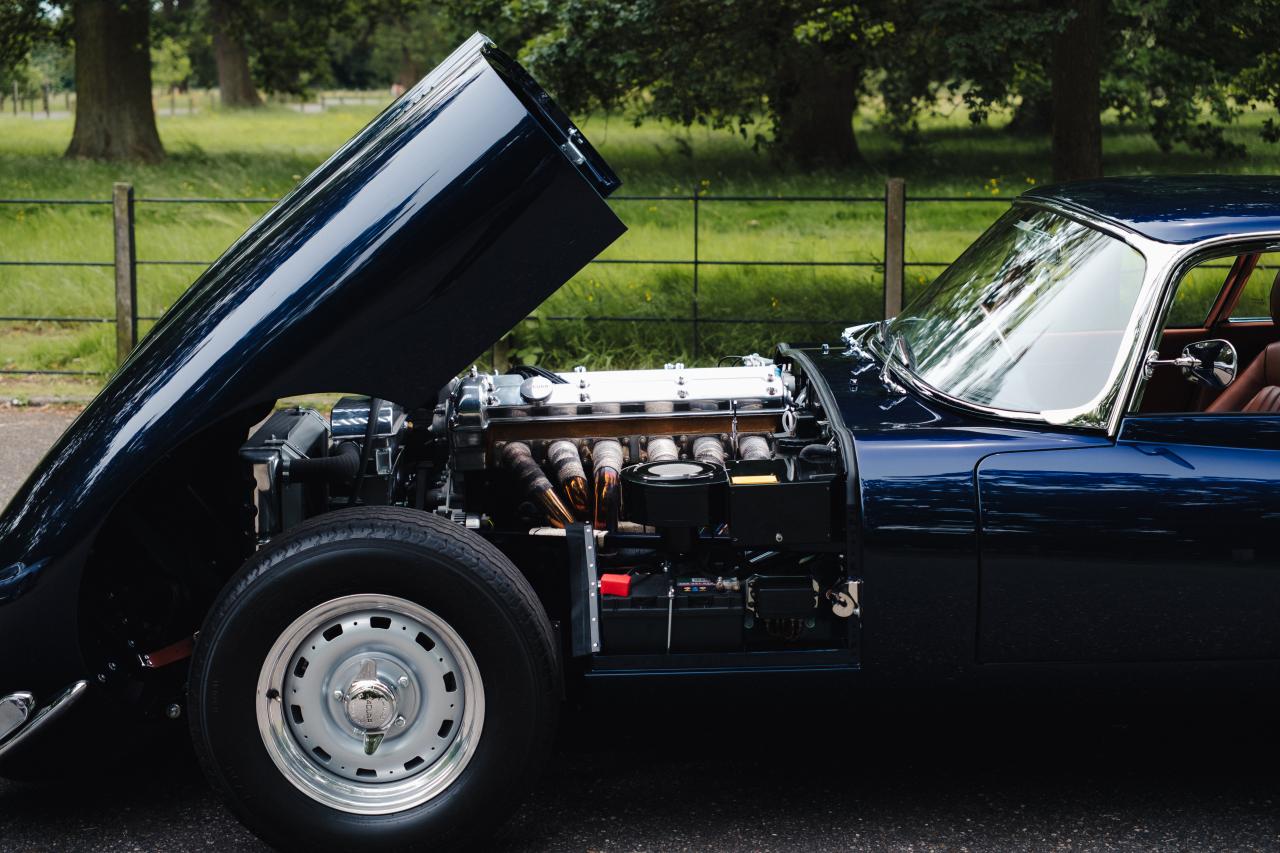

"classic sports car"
[2, 31, 1280, 851]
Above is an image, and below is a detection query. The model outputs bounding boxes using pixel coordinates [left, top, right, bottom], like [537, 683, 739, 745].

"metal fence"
[0, 179, 1012, 377]
[2, 87, 393, 120]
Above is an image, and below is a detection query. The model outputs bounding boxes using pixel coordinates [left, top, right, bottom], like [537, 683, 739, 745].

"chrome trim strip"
[0, 691, 34, 743]
[480, 405, 787, 426]
[0, 680, 89, 760]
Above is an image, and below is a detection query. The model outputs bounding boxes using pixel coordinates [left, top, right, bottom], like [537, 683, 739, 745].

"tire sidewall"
[190, 514, 557, 852]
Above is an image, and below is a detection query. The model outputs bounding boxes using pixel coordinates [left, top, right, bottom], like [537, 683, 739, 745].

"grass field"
[3, 97, 1280, 399]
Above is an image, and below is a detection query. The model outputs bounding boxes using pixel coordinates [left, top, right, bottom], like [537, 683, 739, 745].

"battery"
[599, 573, 745, 653]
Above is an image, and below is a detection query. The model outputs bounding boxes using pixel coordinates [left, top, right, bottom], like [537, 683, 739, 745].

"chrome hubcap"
[341, 659, 399, 754]
[256, 594, 484, 815]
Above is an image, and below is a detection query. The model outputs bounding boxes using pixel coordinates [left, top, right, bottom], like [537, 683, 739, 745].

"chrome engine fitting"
[446, 364, 791, 472]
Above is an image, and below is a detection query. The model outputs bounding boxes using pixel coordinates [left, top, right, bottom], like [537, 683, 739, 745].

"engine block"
[447, 363, 793, 471]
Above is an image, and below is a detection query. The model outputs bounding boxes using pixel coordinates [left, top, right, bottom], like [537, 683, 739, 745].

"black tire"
[188, 507, 560, 852]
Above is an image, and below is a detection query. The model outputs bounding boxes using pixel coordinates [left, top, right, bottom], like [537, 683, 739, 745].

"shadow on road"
[3, 684, 1278, 851]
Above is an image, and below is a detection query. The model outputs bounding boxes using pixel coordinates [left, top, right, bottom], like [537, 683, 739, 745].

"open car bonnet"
[133, 32, 624, 409]
[0, 34, 624, 685]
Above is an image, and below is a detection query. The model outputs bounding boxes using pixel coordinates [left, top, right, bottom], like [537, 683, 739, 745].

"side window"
[1166, 258, 1231, 328]
[1230, 252, 1280, 321]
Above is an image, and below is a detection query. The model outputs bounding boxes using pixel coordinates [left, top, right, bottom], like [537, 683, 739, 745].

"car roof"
[1021, 175, 1280, 245]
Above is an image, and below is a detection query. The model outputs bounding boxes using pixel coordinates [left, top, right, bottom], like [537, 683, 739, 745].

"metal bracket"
[138, 634, 196, 669]
[828, 579, 862, 619]
[1143, 349, 1197, 380]
[567, 523, 601, 656]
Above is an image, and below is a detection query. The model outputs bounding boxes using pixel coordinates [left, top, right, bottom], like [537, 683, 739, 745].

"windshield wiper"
[876, 321, 915, 392]
[877, 320, 916, 367]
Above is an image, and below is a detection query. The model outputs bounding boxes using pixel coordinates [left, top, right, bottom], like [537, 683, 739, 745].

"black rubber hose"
[348, 397, 383, 505]
[286, 441, 361, 483]
[515, 364, 568, 384]
[798, 442, 837, 462]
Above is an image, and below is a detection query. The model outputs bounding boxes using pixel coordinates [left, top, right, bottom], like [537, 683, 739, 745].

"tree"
[0, 1, 46, 77]
[1051, 0, 1102, 181]
[367, 1, 458, 90]
[903, 0, 1280, 181]
[209, 0, 260, 107]
[244, 0, 351, 95]
[65, 0, 165, 162]
[488, 0, 899, 168]
[898, 1, 1100, 180]
[152, 36, 193, 94]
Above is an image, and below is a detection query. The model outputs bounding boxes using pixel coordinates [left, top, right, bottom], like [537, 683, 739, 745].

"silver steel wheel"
[255, 594, 484, 815]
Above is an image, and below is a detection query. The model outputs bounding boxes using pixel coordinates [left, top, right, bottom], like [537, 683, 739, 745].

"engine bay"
[240, 353, 857, 664]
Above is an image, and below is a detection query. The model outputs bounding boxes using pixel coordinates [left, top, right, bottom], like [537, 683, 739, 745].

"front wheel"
[189, 508, 560, 851]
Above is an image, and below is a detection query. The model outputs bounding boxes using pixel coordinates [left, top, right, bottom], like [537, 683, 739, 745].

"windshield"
[887, 207, 1147, 415]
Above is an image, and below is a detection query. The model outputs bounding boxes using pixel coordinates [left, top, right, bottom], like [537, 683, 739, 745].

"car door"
[976, 414, 1280, 663]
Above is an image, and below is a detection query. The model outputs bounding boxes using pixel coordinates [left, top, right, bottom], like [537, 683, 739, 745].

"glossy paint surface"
[0, 35, 624, 699]
[797, 343, 1280, 683]
[791, 344, 1108, 682]
[979, 414, 1280, 663]
[1025, 175, 1280, 244]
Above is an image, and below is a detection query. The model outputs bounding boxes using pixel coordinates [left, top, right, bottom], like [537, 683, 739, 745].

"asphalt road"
[1, 406, 1278, 852]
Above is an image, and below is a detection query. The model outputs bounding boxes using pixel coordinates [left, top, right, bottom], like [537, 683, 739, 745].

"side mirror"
[1144, 339, 1238, 390]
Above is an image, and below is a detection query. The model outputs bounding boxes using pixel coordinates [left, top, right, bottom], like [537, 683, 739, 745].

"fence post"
[113, 182, 138, 365]
[691, 190, 700, 360]
[883, 177, 906, 320]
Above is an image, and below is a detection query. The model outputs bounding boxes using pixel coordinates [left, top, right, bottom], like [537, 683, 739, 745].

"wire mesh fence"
[0, 181, 1013, 377]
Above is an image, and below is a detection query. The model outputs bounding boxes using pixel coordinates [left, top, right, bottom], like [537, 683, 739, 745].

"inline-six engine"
[241, 354, 856, 661]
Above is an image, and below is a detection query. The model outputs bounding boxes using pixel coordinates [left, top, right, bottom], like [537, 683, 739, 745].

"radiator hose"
[347, 397, 383, 505]
[285, 441, 362, 483]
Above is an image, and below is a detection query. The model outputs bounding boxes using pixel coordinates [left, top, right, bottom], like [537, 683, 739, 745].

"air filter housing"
[621, 460, 728, 552]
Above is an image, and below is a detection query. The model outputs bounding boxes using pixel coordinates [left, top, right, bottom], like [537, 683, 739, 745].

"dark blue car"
[2, 33, 1279, 852]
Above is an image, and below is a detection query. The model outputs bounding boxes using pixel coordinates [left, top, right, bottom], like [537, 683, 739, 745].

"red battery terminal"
[599, 573, 632, 596]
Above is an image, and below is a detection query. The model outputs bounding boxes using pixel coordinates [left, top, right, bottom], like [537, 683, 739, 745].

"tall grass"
[3, 99, 1280, 393]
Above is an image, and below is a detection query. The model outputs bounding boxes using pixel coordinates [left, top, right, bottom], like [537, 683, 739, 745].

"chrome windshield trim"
[877, 198, 1176, 435]
[866, 328, 1054, 425]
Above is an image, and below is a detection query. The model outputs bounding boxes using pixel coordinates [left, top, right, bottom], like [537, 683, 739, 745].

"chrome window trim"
[1122, 230, 1280, 420]
[874, 198, 1175, 436]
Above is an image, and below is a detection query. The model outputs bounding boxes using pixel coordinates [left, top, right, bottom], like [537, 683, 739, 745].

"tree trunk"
[1050, 0, 1103, 181]
[210, 0, 261, 108]
[396, 43, 423, 91]
[772, 54, 863, 168]
[65, 0, 164, 162]
[1008, 90, 1053, 136]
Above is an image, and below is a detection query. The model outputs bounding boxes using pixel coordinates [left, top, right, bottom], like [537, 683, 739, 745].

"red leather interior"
[1207, 341, 1280, 411]
[1205, 268, 1280, 412]
[1243, 384, 1280, 413]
